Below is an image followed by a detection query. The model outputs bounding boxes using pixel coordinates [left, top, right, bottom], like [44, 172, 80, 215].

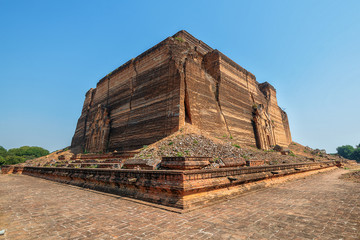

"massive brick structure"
[71, 30, 291, 153]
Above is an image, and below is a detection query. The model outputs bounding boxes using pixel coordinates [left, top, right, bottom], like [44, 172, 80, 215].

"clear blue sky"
[1, 0, 359, 153]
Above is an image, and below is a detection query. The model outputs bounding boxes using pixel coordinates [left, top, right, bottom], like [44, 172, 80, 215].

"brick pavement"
[0, 169, 359, 240]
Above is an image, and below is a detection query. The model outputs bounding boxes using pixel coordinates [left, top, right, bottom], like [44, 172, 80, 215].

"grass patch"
[175, 36, 185, 42]
[176, 152, 184, 157]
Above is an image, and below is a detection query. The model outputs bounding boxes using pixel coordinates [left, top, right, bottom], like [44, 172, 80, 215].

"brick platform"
[0, 168, 359, 239]
[1, 161, 337, 210]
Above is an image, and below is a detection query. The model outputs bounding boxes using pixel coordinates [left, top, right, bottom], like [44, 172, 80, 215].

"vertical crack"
[106, 77, 110, 107]
[246, 72, 256, 105]
[183, 58, 192, 124]
[215, 79, 231, 137]
[125, 60, 136, 132]
[130, 62, 136, 111]
[105, 77, 111, 152]
[202, 52, 231, 137]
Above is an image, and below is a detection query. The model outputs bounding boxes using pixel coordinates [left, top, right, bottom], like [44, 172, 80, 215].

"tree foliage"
[336, 144, 360, 162]
[0, 146, 7, 156]
[7, 146, 49, 158]
[0, 156, 5, 165]
[0, 146, 49, 166]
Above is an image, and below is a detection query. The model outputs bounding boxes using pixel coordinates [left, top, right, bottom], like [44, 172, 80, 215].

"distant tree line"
[0, 146, 49, 166]
[336, 144, 360, 162]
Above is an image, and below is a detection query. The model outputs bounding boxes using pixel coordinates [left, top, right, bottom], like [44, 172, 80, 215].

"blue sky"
[0, 0, 359, 153]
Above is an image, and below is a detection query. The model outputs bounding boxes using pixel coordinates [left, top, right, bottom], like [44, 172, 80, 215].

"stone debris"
[134, 133, 245, 163]
[133, 133, 345, 166]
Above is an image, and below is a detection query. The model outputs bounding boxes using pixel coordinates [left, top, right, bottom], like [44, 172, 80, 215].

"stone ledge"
[161, 157, 211, 170]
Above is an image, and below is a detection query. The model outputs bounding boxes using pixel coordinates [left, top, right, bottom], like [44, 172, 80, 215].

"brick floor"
[0, 169, 359, 240]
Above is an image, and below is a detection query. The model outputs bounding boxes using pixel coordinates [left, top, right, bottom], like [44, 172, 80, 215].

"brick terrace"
[0, 169, 359, 240]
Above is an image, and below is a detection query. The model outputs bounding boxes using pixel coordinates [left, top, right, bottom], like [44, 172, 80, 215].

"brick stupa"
[71, 30, 292, 153]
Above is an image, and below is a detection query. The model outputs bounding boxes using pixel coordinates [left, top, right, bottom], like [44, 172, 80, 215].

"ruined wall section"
[216, 53, 291, 147]
[216, 52, 260, 145]
[178, 48, 229, 136]
[71, 39, 182, 152]
[107, 44, 180, 151]
[71, 88, 96, 150]
[173, 30, 227, 134]
[258, 83, 292, 146]
[281, 110, 292, 145]
[176, 47, 291, 148]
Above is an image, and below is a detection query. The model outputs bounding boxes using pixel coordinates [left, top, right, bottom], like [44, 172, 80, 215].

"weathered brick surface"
[0, 169, 359, 239]
[246, 159, 265, 166]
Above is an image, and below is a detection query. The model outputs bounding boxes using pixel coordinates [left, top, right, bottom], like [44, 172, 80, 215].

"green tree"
[351, 148, 360, 162]
[0, 146, 7, 157]
[8, 146, 49, 159]
[0, 146, 49, 166]
[337, 144, 360, 163]
[4, 155, 26, 165]
[0, 156, 6, 165]
[336, 145, 355, 159]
